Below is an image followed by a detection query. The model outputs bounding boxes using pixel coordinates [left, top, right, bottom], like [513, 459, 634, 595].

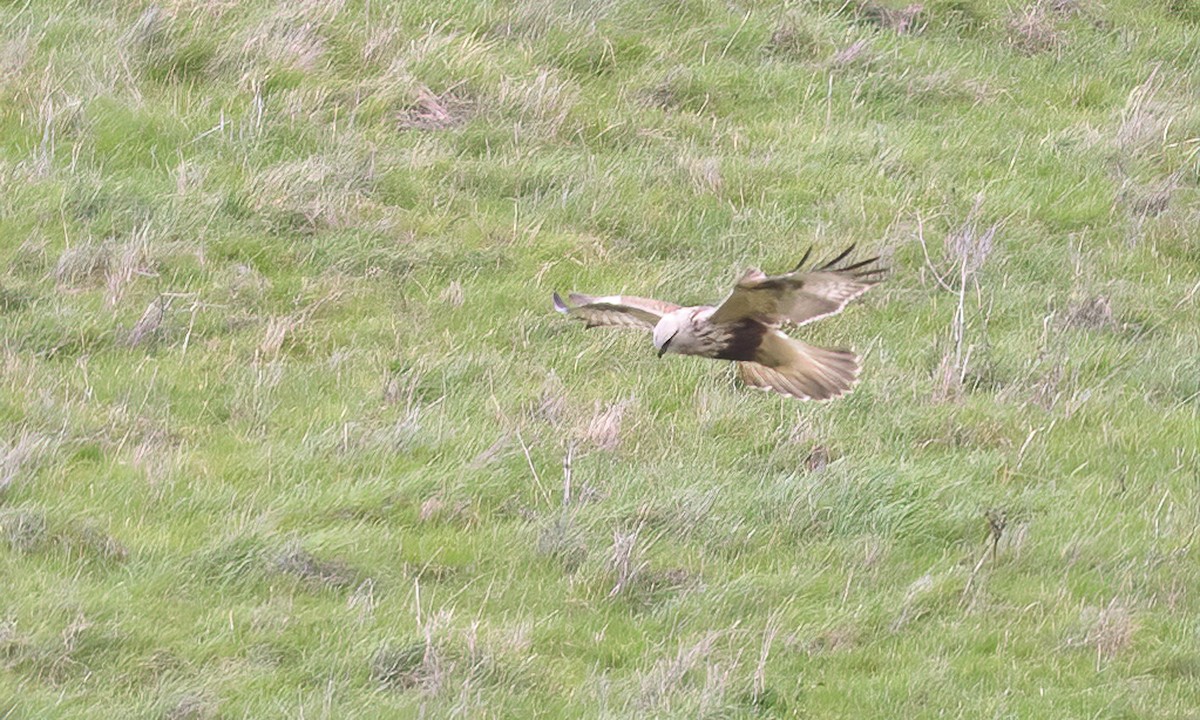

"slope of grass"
[1, 0, 1198, 716]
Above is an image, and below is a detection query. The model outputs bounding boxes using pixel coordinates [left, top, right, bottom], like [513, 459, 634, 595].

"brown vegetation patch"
[1119, 173, 1182, 221]
[1006, 5, 1065, 55]
[54, 242, 112, 289]
[583, 398, 633, 451]
[1, 432, 50, 497]
[536, 514, 588, 573]
[1063, 295, 1116, 330]
[854, 1, 926, 33]
[766, 17, 826, 60]
[792, 626, 859, 655]
[831, 39, 872, 67]
[125, 296, 170, 347]
[163, 692, 220, 720]
[399, 86, 472, 130]
[272, 544, 361, 589]
[418, 495, 476, 527]
[1070, 601, 1137, 663]
[0, 508, 49, 552]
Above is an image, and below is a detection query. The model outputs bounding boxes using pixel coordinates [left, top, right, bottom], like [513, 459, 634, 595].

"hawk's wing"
[709, 245, 885, 327]
[737, 332, 861, 401]
[552, 292, 679, 331]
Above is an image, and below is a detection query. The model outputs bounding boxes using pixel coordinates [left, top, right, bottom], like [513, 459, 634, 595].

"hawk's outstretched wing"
[737, 332, 861, 401]
[552, 292, 679, 331]
[710, 245, 885, 328]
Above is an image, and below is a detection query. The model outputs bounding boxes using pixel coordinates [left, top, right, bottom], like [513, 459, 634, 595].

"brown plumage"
[552, 245, 884, 401]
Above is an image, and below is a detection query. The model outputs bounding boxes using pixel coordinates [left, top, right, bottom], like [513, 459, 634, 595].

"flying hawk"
[553, 245, 884, 401]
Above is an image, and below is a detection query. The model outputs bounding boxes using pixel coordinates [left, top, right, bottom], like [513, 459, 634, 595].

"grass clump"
[1, 0, 1199, 716]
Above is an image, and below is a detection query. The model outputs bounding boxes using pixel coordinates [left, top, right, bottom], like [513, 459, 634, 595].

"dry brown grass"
[499, 69, 581, 142]
[582, 397, 633, 452]
[1072, 600, 1137, 666]
[831, 39, 872, 67]
[271, 543, 361, 589]
[637, 631, 736, 715]
[856, 1, 926, 33]
[125, 296, 170, 347]
[54, 241, 112, 290]
[922, 200, 998, 402]
[606, 526, 647, 598]
[1006, 4, 1066, 55]
[1, 432, 51, 497]
[1063, 295, 1116, 331]
[399, 86, 473, 131]
[766, 15, 828, 61]
[683, 155, 723, 196]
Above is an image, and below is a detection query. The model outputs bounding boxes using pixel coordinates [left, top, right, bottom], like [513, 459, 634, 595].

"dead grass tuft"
[637, 632, 735, 714]
[272, 543, 361, 589]
[854, 1, 926, 33]
[923, 199, 998, 402]
[1006, 4, 1065, 55]
[606, 527, 647, 598]
[125, 296, 170, 347]
[499, 69, 581, 141]
[682, 155, 723, 195]
[1063, 295, 1116, 330]
[0, 508, 49, 552]
[1114, 66, 1192, 160]
[256, 289, 342, 362]
[583, 398, 633, 451]
[399, 86, 473, 131]
[1071, 600, 1137, 664]
[438, 280, 465, 307]
[1118, 173, 1182, 223]
[104, 228, 157, 307]
[250, 152, 377, 234]
[0, 28, 39, 90]
[54, 241, 112, 289]
[831, 39, 872, 67]
[372, 639, 440, 691]
[237, 2, 339, 77]
[163, 692, 220, 720]
[371, 610, 528, 697]
[1, 431, 51, 497]
[766, 16, 827, 60]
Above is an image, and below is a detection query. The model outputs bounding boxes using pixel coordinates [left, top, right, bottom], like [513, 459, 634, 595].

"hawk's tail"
[738, 332, 860, 401]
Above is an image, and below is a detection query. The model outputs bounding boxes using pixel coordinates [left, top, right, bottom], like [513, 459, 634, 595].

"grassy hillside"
[2, 0, 1198, 716]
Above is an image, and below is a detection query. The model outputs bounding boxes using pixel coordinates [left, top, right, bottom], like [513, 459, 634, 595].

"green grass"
[2, 0, 1199, 716]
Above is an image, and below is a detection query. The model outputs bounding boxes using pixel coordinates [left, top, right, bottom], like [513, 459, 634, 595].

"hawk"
[553, 245, 884, 401]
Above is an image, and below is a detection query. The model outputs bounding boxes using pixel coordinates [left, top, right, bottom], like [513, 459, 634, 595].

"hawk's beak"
[657, 346, 667, 359]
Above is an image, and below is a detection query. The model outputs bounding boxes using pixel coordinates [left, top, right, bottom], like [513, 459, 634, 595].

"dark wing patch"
[710, 318, 770, 362]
